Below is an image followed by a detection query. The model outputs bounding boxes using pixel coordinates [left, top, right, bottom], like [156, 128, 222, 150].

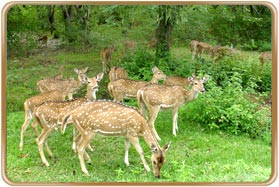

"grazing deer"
[107, 66, 167, 102]
[189, 40, 199, 60]
[211, 46, 239, 62]
[137, 76, 209, 141]
[19, 90, 71, 151]
[163, 74, 197, 87]
[259, 51, 272, 65]
[61, 100, 171, 177]
[108, 66, 128, 82]
[31, 72, 104, 165]
[197, 42, 212, 58]
[37, 67, 88, 100]
[101, 46, 115, 73]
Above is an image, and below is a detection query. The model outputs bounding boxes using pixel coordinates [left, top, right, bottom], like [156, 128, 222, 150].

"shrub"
[181, 72, 271, 140]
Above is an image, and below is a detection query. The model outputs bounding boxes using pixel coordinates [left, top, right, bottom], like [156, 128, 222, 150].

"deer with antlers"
[137, 75, 209, 141]
[61, 100, 170, 177]
[32, 72, 104, 166]
[107, 66, 166, 102]
[37, 67, 88, 100]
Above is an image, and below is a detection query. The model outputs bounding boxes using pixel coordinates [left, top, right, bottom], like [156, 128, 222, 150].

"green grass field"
[4, 47, 273, 184]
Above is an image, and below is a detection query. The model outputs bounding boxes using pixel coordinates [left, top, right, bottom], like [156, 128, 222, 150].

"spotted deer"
[137, 76, 209, 141]
[32, 72, 104, 164]
[163, 74, 197, 88]
[108, 66, 128, 82]
[101, 46, 115, 73]
[259, 51, 272, 65]
[189, 40, 199, 60]
[37, 67, 88, 100]
[197, 42, 212, 58]
[61, 100, 170, 177]
[19, 89, 72, 151]
[107, 66, 167, 102]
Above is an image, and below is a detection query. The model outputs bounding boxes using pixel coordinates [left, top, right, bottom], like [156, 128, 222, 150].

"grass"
[5, 110, 272, 184]
[4, 46, 273, 184]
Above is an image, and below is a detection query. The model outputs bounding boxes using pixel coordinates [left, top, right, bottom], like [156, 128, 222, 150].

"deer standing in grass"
[61, 100, 170, 177]
[259, 51, 272, 65]
[107, 66, 166, 102]
[108, 66, 128, 82]
[37, 67, 88, 100]
[189, 40, 199, 60]
[101, 46, 115, 73]
[137, 76, 209, 141]
[19, 89, 72, 151]
[32, 73, 104, 166]
[197, 42, 212, 58]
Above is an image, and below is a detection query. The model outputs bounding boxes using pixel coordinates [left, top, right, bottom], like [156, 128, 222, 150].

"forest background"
[4, 4, 274, 184]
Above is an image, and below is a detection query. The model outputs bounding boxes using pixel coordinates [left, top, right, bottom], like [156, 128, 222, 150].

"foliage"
[181, 72, 271, 140]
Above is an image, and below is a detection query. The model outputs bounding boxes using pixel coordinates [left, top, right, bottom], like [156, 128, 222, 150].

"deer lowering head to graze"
[101, 46, 115, 73]
[28, 72, 104, 164]
[108, 66, 128, 82]
[37, 67, 88, 100]
[197, 42, 212, 58]
[107, 66, 167, 102]
[61, 100, 171, 177]
[163, 74, 197, 88]
[137, 75, 209, 141]
[19, 90, 71, 151]
[259, 51, 272, 65]
[189, 40, 199, 60]
[211, 46, 240, 62]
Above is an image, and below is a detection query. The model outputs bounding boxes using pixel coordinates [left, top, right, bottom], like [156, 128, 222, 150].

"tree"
[155, 5, 180, 64]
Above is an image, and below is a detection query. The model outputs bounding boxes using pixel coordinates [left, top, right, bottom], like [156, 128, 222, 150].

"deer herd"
[18, 38, 270, 178]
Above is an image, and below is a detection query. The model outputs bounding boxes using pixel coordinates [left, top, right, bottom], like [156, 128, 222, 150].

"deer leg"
[124, 139, 130, 166]
[77, 133, 95, 176]
[19, 110, 32, 151]
[31, 120, 39, 136]
[149, 106, 161, 141]
[36, 127, 54, 167]
[73, 128, 94, 153]
[128, 135, 150, 172]
[44, 141, 54, 159]
[172, 108, 179, 136]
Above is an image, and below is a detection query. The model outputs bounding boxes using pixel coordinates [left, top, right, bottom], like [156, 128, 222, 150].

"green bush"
[181, 72, 271, 140]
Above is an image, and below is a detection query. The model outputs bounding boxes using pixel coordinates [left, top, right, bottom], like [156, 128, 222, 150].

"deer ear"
[203, 76, 209, 83]
[74, 68, 79, 73]
[150, 144, 158, 153]
[152, 66, 159, 73]
[82, 67, 89, 73]
[163, 141, 171, 152]
[96, 72, 104, 82]
[188, 76, 194, 83]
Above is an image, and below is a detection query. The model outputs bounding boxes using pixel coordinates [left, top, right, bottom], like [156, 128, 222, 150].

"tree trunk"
[155, 5, 178, 65]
